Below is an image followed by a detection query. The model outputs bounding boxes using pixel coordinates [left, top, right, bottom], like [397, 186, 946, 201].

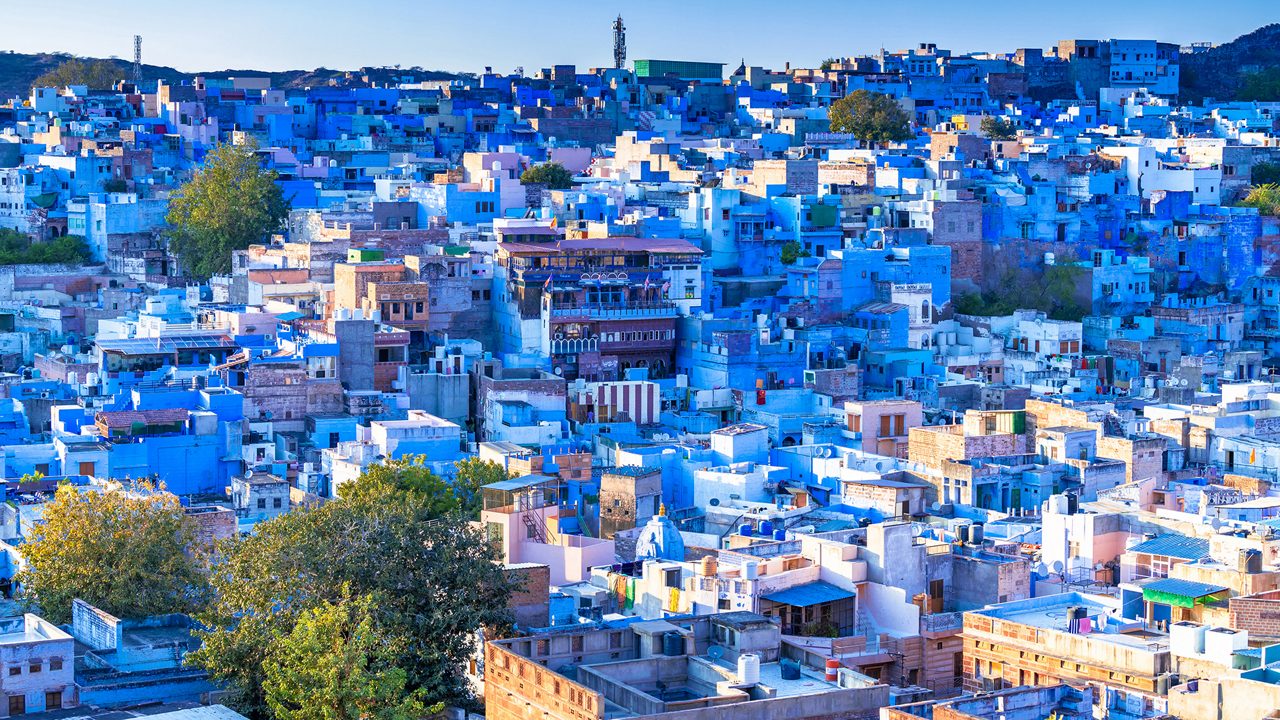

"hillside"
[1181, 23, 1280, 101]
[0, 50, 461, 97]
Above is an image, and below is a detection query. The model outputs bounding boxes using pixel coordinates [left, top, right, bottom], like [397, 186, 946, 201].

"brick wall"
[1229, 591, 1280, 640]
[485, 642, 603, 720]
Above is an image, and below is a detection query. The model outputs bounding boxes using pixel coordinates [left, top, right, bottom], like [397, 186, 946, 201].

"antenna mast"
[612, 15, 626, 70]
[133, 35, 142, 86]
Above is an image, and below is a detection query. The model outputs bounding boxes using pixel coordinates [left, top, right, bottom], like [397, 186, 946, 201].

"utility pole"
[612, 15, 626, 70]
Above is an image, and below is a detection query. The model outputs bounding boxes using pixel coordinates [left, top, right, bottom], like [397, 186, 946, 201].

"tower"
[612, 15, 626, 70]
[133, 35, 142, 86]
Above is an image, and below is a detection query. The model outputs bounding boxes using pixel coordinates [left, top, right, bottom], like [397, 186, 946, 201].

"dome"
[634, 505, 685, 562]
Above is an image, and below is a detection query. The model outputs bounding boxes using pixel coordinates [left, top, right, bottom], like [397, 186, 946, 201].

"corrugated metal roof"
[1127, 534, 1210, 560]
[1142, 577, 1228, 599]
[761, 581, 854, 608]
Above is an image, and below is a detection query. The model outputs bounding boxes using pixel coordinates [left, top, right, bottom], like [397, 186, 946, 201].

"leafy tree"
[452, 457, 508, 518]
[980, 116, 1017, 140]
[1253, 162, 1280, 186]
[819, 58, 838, 72]
[520, 162, 574, 189]
[828, 90, 913, 145]
[1239, 68, 1280, 102]
[33, 58, 124, 89]
[263, 590, 436, 720]
[0, 229, 92, 266]
[16, 483, 209, 624]
[189, 464, 514, 717]
[102, 177, 128, 193]
[1241, 184, 1280, 216]
[780, 240, 810, 265]
[338, 456, 464, 515]
[165, 141, 289, 279]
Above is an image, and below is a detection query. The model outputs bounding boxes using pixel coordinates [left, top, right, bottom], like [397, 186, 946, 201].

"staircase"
[517, 490, 556, 545]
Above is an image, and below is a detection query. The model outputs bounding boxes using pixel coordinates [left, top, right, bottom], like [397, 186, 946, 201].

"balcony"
[550, 338, 598, 355]
[549, 301, 678, 321]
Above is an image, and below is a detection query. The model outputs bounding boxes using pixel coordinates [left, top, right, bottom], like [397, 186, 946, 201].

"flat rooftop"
[970, 593, 1167, 653]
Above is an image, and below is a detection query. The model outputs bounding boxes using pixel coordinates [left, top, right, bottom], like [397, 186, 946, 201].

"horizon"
[2, 0, 1276, 76]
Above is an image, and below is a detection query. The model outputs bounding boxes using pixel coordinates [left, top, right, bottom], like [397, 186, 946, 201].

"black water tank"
[662, 632, 683, 656]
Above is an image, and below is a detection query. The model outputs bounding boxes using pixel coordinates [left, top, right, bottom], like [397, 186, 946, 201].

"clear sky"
[2, 0, 1276, 75]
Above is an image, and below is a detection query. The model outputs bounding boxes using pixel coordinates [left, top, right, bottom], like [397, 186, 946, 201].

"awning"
[761, 581, 854, 608]
[1142, 578, 1229, 608]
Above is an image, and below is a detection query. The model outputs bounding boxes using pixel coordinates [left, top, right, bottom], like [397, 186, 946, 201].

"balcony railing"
[549, 302, 678, 321]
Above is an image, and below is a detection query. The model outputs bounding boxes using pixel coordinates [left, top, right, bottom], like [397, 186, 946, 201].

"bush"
[0, 229, 92, 265]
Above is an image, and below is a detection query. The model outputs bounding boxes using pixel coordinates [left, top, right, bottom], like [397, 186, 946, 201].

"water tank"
[663, 632, 684, 657]
[737, 653, 760, 685]
[1066, 493, 1079, 515]
[779, 658, 802, 680]
[1241, 549, 1263, 574]
[970, 523, 984, 545]
[957, 524, 971, 544]
[699, 556, 718, 576]
[773, 528, 787, 541]
[740, 524, 753, 537]
[760, 520, 774, 536]
[743, 561, 759, 580]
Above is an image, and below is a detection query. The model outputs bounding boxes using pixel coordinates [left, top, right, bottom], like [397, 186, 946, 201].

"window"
[49, 659, 62, 671]
[7, 666, 18, 676]
[273, 498, 283, 509]
[257, 499, 266, 509]
[45, 693, 61, 711]
[29, 662, 40, 673]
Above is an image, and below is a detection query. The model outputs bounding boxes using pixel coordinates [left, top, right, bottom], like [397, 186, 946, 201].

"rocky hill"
[1181, 23, 1280, 101]
[0, 50, 461, 98]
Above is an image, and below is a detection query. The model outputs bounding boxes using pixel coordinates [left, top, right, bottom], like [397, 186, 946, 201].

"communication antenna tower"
[133, 35, 142, 86]
[612, 15, 626, 70]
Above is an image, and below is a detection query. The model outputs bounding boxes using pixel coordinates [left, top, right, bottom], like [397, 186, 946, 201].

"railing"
[921, 611, 965, 633]
[549, 302, 678, 320]
[550, 338, 598, 355]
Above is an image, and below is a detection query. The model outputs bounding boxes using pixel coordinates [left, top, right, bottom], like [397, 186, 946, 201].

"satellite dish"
[709, 498, 720, 506]
[1035, 562, 1049, 576]
[707, 645, 725, 660]
[1210, 517, 1223, 531]
[930, 501, 942, 512]
[1051, 561, 1065, 574]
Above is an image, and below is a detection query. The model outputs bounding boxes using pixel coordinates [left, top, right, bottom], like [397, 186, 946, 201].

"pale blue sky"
[2, 0, 1275, 74]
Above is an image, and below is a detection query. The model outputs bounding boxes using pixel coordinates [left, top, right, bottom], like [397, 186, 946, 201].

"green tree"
[0, 229, 92, 266]
[33, 58, 124, 89]
[1239, 68, 1280, 102]
[1253, 162, 1280, 186]
[102, 177, 128, 193]
[979, 116, 1017, 140]
[452, 457, 509, 518]
[520, 162, 574, 189]
[819, 58, 837, 72]
[779, 240, 810, 266]
[1241, 184, 1280, 216]
[189, 465, 514, 717]
[165, 141, 289, 279]
[16, 483, 209, 624]
[263, 591, 436, 720]
[827, 90, 913, 145]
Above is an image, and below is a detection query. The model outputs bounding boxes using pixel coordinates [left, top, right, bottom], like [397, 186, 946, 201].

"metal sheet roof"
[761, 581, 855, 608]
[1142, 577, 1228, 599]
[1127, 534, 1210, 560]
